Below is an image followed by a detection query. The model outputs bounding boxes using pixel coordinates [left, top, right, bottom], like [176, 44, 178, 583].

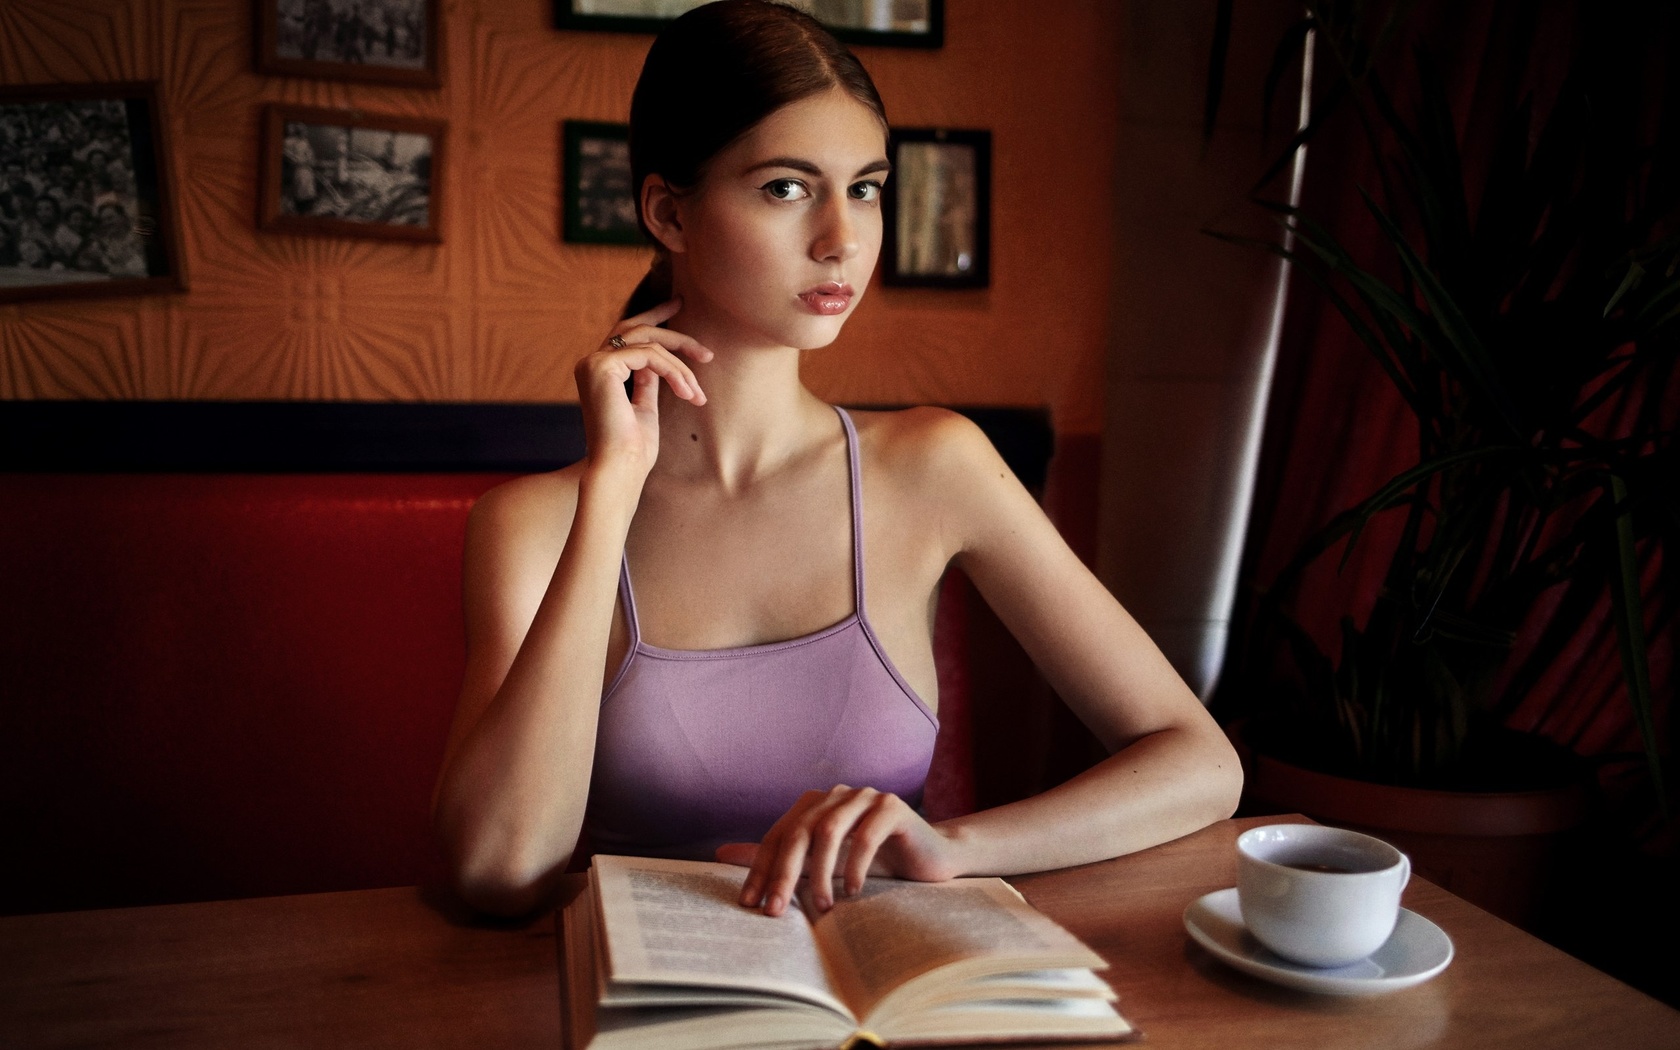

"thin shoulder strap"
[600, 551, 642, 702]
[834, 406, 867, 617]
[617, 552, 642, 649]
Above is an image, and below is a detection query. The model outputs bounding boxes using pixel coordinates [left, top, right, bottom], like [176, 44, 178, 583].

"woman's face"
[667, 88, 889, 351]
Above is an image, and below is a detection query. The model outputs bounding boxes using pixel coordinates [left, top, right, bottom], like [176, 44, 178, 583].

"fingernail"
[767, 894, 783, 914]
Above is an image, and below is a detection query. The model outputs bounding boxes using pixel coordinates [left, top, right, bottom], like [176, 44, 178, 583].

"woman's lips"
[798, 282, 854, 315]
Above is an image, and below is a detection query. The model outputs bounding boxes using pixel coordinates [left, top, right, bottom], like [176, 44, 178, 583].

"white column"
[1098, 3, 1312, 701]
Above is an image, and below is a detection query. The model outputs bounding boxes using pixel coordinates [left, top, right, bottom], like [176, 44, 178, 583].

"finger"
[766, 786, 866, 915]
[614, 323, 714, 363]
[618, 296, 682, 331]
[629, 365, 660, 412]
[714, 842, 759, 868]
[741, 790, 831, 914]
[806, 789, 876, 912]
[625, 344, 705, 404]
[739, 792, 803, 900]
[758, 823, 813, 917]
[840, 794, 904, 896]
[588, 344, 703, 404]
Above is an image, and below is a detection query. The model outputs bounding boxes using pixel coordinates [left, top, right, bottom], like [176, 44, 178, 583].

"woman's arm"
[931, 412, 1244, 872]
[432, 300, 710, 916]
[733, 409, 1242, 914]
[431, 465, 637, 916]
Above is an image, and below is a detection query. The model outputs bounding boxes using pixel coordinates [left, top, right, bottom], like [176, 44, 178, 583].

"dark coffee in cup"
[1282, 861, 1358, 874]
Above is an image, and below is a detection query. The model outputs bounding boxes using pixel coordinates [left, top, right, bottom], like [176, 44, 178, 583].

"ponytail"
[620, 251, 673, 320]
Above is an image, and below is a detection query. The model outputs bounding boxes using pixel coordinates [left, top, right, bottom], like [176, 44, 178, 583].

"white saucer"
[1183, 888, 1453, 996]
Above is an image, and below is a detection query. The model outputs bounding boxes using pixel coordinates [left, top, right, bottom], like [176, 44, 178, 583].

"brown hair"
[621, 0, 887, 318]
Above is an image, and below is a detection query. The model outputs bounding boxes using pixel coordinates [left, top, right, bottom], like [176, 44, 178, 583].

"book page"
[591, 855, 850, 1018]
[809, 877, 1106, 1021]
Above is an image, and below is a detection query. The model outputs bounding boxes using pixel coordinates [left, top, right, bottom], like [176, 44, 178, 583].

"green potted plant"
[1206, 0, 1677, 923]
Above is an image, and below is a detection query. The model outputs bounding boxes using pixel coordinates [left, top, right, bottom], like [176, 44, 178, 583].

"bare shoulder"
[847, 406, 1005, 490]
[471, 463, 582, 533]
[846, 406, 1030, 559]
[466, 463, 587, 571]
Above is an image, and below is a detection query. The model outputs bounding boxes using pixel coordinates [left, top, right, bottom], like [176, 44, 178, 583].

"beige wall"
[0, 0, 1123, 438]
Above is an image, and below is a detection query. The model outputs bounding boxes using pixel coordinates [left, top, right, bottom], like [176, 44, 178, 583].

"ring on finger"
[609, 334, 627, 349]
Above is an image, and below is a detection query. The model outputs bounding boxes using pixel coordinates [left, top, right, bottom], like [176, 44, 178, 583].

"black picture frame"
[255, 0, 444, 88]
[259, 105, 446, 243]
[554, 0, 943, 49]
[882, 127, 990, 289]
[562, 120, 646, 246]
[0, 81, 187, 305]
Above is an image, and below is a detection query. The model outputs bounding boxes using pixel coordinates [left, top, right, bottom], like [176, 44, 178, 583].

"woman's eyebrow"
[744, 157, 823, 176]
[744, 157, 893, 178]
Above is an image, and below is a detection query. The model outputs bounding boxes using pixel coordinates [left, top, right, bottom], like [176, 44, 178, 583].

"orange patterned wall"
[0, 0, 1121, 433]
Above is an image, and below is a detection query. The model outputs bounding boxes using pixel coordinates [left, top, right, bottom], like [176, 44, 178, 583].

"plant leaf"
[1261, 17, 1316, 143]
[1357, 188, 1527, 437]
[1336, 446, 1524, 575]
[1605, 260, 1646, 319]
[1208, 220, 1432, 419]
[1202, 0, 1235, 144]
[1606, 473, 1667, 812]
[1250, 75, 1350, 195]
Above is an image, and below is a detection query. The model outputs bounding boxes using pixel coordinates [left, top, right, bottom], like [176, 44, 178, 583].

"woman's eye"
[849, 180, 883, 202]
[763, 178, 810, 201]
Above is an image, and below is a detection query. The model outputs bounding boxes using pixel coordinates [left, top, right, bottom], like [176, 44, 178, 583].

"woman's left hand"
[715, 786, 964, 916]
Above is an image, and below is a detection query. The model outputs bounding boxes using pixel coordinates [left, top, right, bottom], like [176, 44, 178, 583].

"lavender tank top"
[584, 406, 939, 860]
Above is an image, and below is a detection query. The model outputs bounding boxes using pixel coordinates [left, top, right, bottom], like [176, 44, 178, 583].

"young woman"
[433, 0, 1241, 919]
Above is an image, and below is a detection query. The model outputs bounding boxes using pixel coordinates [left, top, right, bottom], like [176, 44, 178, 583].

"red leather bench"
[0, 403, 1055, 915]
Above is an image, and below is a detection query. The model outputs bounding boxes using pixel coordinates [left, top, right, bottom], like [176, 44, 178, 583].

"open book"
[559, 854, 1136, 1049]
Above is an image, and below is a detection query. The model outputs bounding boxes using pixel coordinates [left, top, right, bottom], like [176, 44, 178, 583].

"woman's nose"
[811, 196, 859, 263]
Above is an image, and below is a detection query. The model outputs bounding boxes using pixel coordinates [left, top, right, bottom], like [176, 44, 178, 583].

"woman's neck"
[652, 309, 830, 493]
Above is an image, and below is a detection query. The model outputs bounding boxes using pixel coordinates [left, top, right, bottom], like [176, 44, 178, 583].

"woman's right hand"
[574, 297, 712, 480]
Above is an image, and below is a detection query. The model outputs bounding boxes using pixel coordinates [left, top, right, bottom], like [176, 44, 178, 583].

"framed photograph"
[0, 82, 186, 305]
[562, 121, 645, 246]
[555, 0, 943, 49]
[257, 0, 442, 87]
[259, 105, 444, 242]
[883, 127, 989, 289]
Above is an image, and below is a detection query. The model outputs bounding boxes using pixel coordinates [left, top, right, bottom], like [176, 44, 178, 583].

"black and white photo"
[260, 105, 445, 242]
[555, 0, 943, 47]
[0, 82, 184, 304]
[562, 121, 643, 245]
[257, 0, 443, 87]
[883, 127, 989, 288]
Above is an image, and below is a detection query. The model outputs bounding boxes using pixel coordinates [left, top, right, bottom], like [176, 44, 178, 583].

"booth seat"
[0, 403, 1050, 916]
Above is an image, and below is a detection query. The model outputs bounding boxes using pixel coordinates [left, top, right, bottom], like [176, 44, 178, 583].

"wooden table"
[3, 815, 1675, 1048]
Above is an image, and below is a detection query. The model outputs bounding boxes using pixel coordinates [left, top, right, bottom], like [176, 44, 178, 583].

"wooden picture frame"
[255, 0, 443, 87]
[554, 0, 944, 49]
[0, 81, 187, 305]
[562, 120, 645, 246]
[259, 105, 445, 242]
[882, 127, 990, 289]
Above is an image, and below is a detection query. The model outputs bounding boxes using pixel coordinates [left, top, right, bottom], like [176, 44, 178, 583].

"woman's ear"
[641, 175, 685, 254]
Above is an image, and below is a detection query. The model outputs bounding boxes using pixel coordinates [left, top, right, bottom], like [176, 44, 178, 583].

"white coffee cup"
[1236, 824, 1411, 968]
